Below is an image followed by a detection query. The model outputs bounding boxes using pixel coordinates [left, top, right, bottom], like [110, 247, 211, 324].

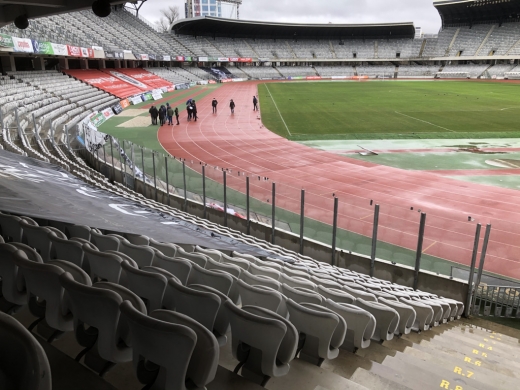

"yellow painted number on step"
[464, 357, 472, 363]
[440, 381, 464, 390]
[479, 343, 485, 348]
[482, 352, 488, 358]
[454, 367, 474, 378]
[475, 360, 482, 366]
[472, 349, 479, 355]
[487, 346, 493, 350]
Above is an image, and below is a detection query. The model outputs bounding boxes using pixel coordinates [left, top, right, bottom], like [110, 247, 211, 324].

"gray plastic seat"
[60, 274, 147, 375]
[240, 269, 281, 292]
[16, 257, 91, 341]
[318, 285, 356, 304]
[195, 245, 223, 262]
[0, 311, 51, 390]
[164, 278, 221, 332]
[124, 233, 149, 246]
[48, 234, 85, 269]
[325, 299, 375, 352]
[249, 262, 281, 281]
[221, 252, 250, 271]
[282, 283, 323, 305]
[237, 279, 283, 313]
[286, 299, 346, 366]
[152, 252, 191, 285]
[356, 298, 400, 342]
[225, 301, 291, 386]
[176, 248, 208, 268]
[149, 238, 178, 258]
[84, 246, 136, 284]
[420, 298, 448, 325]
[257, 259, 283, 272]
[206, 256, 242, 278]
[232, 251, 261, 264]
[398, 297, 434, 332]
[0, 244, 30, 313]
[66, 225, 96, 241]
[0, 213, 37, 243]
[343, 285, 377, 301]
[121, 261, 169, 313]
[21, 222, 66, 262]
[187, 263, 233, 295]
[438, 297, 463, 320]
[283, 267, 310, 280]
[119, 241, 155, 268]
[90, 231, 120, 252]
[378, 297, 416, 336]
[281, 273, 317, 291]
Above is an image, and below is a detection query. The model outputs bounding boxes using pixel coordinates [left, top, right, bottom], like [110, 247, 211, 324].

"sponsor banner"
[92, 45, 104, 51]
[112, 103, 123, 115]
[51, 43, 68, 56]
[105, 51, 124, 59]
[84, 124, 107, 150]
[331, 76, 348, 79]
[140, 54, 149, 60]
[148, 54, 156, 60]
[32, 40, 54, 55]
[306, 76, 322, 80]
[198, 80, 208, 85]
[0, 33, 14, 48]
[287, 76, 304, 80]
[120, 99, 130, 109]
[160, 87, 168, 93]
[163, 55, 171, 61]
[101, 107, 115, 120]
[258, 57, 270, 62]
[208, 80, 217, 84]
[189, 82, 197, 87]
[12, 37, 34, 53]
[221, 79, 233, 83]
[231, 78, 246, 82]
[218, 57, 229, 62]
[229, 57, 239, 62]
[152, 91, 163, 100]
[87, 48, 94, 58]
[198, 56, 208, 62]
[109, 71, 149, 90]
[141, 92, 153, 101]
[130, 96, 143, 105]
[89, 112, 106, 127]
[238, 57, 253, 62]
[167, 86, 175, 92]
[67, 45, 81, 57]
[80, 47, 89, 57]
[176, 56, 185, 61]
[175, 83, 190, 90]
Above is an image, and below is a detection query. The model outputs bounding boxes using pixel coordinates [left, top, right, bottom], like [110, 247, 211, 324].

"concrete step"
[391, 349, 517, 389]
[457, 322, 520, 344]
[409, 342, 520, 379]
[439, 329, 520, 356]
[350, 367, 415, 390]
[322, 347, 375, 380]
[427, 331, 518, 360]
[415, 338, 520, 373]
[453, 325, 520, 348]
[400, 346, 519, 385]
[354, 340, 397, 363]
[382, 356, 481, 390]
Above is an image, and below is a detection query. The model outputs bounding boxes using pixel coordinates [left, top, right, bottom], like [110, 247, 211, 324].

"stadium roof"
[0, 0, 134, 28]
[434, 0, 520, 27]
[171, 17, 416, 40]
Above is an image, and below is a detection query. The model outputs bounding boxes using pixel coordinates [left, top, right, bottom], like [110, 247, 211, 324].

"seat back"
[281, 274, 317, 291]
[206, 257, 241, 278]
[0, 244, 30, 306]
[221, 253, 249, 271]
[121, 261, 168, 312]
[0, 311, 51, 390]
[187, 263, 233, 295]
[0, 213, 26, 242]
[237, 279, 282, 312]
[281, 284, 323, 305]
[49, 235, 84, 268]
[195, 245, 222, 262]
[240, 269, 281, 291]
[176, 248, 207, 268]
[119, 301, 197, 390]
[124, 233, 149, 246]
[318, 285, 356, 304]
[149, 238, 177, 258]
[249, 263, 281, 281]
[65, 225, 92, 241]
[90, 231, 120, 252]
[20, 223, 56, 262]
[152, 252, 191, 284]
[84, 246, 124, 283]
[119, 241, 154, 268]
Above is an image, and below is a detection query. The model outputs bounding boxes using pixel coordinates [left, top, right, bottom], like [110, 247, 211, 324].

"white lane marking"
[264, 84, 292, 137]
[394, 111, 456, 133]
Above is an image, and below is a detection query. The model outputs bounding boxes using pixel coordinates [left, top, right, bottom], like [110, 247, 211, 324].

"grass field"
[258, 81, 520, 140]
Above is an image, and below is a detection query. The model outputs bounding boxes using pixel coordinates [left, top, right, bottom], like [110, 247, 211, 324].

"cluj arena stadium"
[1, 0, 520, 389]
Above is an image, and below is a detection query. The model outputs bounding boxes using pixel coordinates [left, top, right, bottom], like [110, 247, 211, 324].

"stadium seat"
[397, 297, 434, 332]
[176, 248, 208, 268]
[342, 285, 377, 302]
[205, 256, 242, 278]
[240, 269, 282, 291]
[48, 235, 86, 269]
[149, 238, 178, 258]
[66, 225, 98, 241]
[83, 246, 134, 283]
[0, 311, 51, 390]
[281, 283, 323, 305]
[119, 241, 155, 268]
[318, 285, 356, 304]
[187, 263, 233, 295]
[237, 279, 283, 313]
[355, 299, 400, 342]
[195, 245, 223, 262]
[286, 299, 346, 366]
[121, 261, 169, 312]
[124, 233, 149, 246]
[0, 213, 37, 243]
[21, 222, 66, 262]
[152, 252, 192, 285]
[90, 230, 121, 252]
[281, 274, 317, 291]
[0, 244, 30, 313]
[221, 253, 250, 271]
[249, 262, 281, 281]
[378, 297, 416, 336]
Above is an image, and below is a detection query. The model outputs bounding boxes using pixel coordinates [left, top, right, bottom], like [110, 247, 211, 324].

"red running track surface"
[158, 81, 520, 280]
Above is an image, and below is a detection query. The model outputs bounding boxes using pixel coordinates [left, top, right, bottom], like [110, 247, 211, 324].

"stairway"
[475, 25, 495, 56]
[349, 321, 519, 390]
[445, 28, 461, 56]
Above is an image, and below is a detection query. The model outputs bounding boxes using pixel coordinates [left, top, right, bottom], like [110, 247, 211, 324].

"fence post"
[152, 152, 158, 201]
[465, 223, 482, 318]
[413, 212, 427, 291]
[370, 204, 380, 277]
[246, 176, 250, 234]
[331, 197, 338, 266]
[471, 224, 492, 315]
[202, 165, 206, 219]
[121, 140, 126, 187]
[131, 143, 137, 192]
[109, 136, 115, 182]
[299, 189, 305, 255]
[15, 108, 22, 140]
[271, 182, 276, 245]
[165, 156, 170, 206]
[141, 147, 145, 196]
[183, 161, 187, 212]
[64, 124, 69, 150]
[223, 170, 227, 227]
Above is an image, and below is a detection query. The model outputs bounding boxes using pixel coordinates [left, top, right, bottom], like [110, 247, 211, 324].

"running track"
[158, 81, 520, 280]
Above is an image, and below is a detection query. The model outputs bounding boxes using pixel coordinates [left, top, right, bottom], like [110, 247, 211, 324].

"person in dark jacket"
[174, 107, 179, 125]
[212, 98, 218, 113]
[166, 104, 174, 125]
[158, 105, 166, 126]
[253, 95, 258, 111]
[149, 105, 158, 125]
[187, 103, 193, 121]
[192, 100, 198, 121]
[230, 99, 235, 114]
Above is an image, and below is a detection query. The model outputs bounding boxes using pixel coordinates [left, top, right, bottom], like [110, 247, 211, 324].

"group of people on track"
[148, 95, 259, 126]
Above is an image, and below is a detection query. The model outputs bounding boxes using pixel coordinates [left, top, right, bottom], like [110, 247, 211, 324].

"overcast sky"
[136, 0, 442, 33]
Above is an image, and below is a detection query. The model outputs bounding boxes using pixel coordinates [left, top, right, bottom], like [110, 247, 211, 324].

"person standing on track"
[212, 98, 218, 113]
[230, 99, 235, 114]
[253, 95, 258, 111]
[174, 107, 179, 125]
[166, 104, 173, 125]
[192, 100, 198, 122]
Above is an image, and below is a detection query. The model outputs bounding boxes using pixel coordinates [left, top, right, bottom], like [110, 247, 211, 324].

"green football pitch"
[258, 80, 520, 141]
